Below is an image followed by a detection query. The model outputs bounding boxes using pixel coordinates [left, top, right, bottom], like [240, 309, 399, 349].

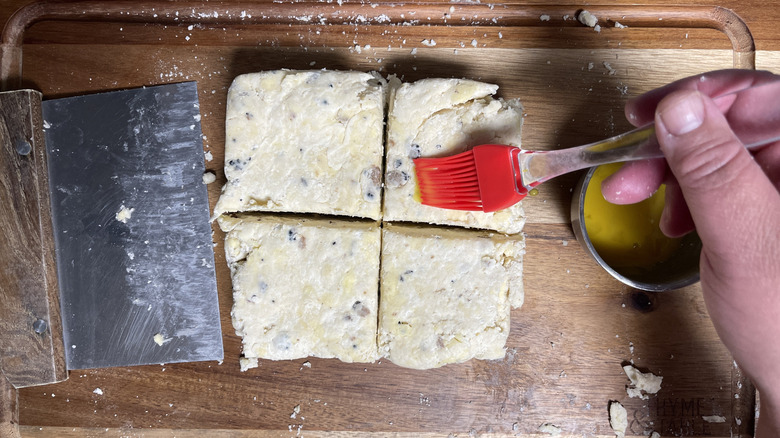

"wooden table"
[1, 1, 778, 437]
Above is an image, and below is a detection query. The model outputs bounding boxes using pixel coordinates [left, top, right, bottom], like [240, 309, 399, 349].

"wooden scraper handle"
[0, 89, 68, 437]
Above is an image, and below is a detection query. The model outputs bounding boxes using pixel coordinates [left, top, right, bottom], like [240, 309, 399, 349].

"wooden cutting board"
[2, 2, 777, 437]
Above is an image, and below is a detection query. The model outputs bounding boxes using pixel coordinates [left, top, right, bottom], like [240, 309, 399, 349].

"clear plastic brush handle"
[518, 80, 780, 189]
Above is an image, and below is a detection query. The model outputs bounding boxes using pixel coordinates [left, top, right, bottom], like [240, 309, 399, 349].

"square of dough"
[378, 223, 525, 369]
[383, 78, 526, 234]
[219, 214, 381, 370]
[214, 70, 386, 220]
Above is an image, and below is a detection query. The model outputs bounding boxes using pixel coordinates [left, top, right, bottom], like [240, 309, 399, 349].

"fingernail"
[658, 91, 705, 135]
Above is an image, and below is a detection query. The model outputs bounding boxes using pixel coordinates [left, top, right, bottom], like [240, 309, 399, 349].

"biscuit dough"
[214, 70, 386, 220]
[219, 214, 381, 370]
[378, 224, 525, 369]
[383, 78, 526, 234]
[216, 71, 528, 371]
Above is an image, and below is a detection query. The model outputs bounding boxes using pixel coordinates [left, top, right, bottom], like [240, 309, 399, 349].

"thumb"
[654, 90, 779, 253]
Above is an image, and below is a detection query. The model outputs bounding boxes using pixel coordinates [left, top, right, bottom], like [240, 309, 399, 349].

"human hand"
[600, 69, 780, 436]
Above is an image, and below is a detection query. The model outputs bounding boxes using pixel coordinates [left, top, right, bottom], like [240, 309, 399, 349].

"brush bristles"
[413, 150, 483, 210]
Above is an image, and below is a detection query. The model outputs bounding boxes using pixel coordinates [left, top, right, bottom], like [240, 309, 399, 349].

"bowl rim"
[570, 166, 700, 292]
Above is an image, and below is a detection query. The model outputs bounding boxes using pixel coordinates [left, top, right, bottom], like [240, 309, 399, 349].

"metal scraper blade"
[42, 82, 223, 370]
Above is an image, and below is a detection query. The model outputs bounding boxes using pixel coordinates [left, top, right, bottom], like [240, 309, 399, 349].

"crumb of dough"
[623, 364, 662, 399]
[703, 415, 727, 423]
[421, 39, 436, 46]
[115, 205, 135, 223]
[202, 171, 216, 184]
[540, 14, 551, 21]
[650, 432, 660, 438]
[290, 404, 301, 419]
[609, 401, 627, 438]
[153, 333, 171, 346]
[240, 357, 257, 372]
[93, 388, 103, 395]
[603, 61, 617, 75]
[614, 21, 628, 28]
[578, 10, 598, 27]
[538, 423, 562, 435]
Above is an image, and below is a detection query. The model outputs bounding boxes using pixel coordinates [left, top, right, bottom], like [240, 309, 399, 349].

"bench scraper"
[0, 82, 223, 387]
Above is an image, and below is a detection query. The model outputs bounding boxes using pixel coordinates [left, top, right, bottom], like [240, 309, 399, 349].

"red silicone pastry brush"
[413, 82, 780, 213]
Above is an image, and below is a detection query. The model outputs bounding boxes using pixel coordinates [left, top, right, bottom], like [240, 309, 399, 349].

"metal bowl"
[571, 165, 702, 291]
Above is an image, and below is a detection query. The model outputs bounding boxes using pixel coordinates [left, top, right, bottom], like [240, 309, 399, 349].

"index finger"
[625, 69, 780, 127]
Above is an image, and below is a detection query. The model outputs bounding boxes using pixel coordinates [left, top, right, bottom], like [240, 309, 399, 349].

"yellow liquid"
[583, 163, 681, 270]
[413, 180, 422, 204]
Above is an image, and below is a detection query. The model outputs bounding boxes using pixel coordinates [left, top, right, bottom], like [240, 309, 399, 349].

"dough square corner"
[223, 214, 381, 368]
[382, 78, 526, 234]
[377, 223, 525, 369]
[214, 70, 387, 220]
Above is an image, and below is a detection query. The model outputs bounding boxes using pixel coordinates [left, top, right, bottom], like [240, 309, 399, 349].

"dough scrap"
[115, 205, 134, 223]
[609, 400, 628, 438]
[538, 423, 562, 435]
[578, 10, 598, 27]
[623, 364, 663, 399]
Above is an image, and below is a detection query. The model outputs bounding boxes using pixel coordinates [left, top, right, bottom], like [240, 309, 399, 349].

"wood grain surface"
[1, 376, 20, 438]
[0, 1, 778, 437]
[0, 89, 67, 390]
